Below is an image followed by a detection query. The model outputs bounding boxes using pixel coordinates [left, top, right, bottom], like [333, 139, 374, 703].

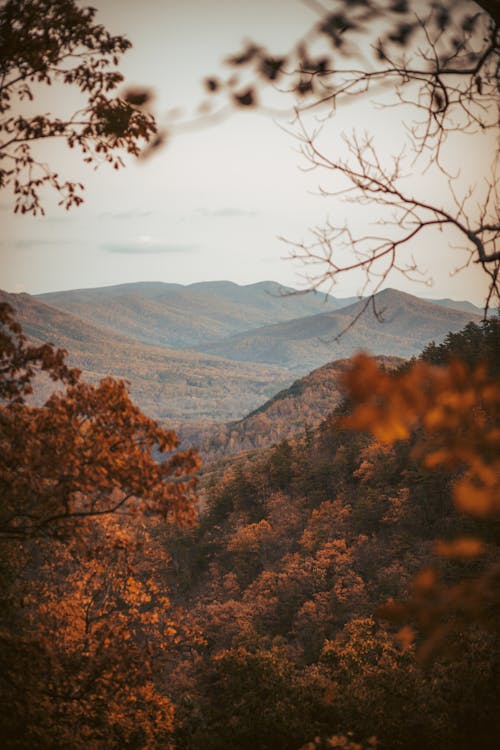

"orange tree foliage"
[162, 321, 500, 749]
[2, 516, 187, 748]
[0, 0, 157, 214]
[341, 352, 500, 659]
[0, 302, 201, 747]
[0, 300, 79, 402]
[0, 302, 200, 538]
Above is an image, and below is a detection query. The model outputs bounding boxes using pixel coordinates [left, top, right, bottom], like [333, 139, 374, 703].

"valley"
[0, 289, 292, 422]
[177, 355, 402, 462]
[2, 279, 498, 750]
[3, 281, 482, 433]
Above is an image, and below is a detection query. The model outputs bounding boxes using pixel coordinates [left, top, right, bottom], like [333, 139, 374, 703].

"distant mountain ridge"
[38, 280, 354, 349]
[196, 288, 482, 373]
[0, 290, 292, 422]
[36, 281, 482, 374]
[3, 282, 482, 425]
[427, 297, 484, 315]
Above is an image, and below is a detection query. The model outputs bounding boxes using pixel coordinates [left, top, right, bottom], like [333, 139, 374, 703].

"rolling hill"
[0, 290, 292, 423]
[4, 284, 482, 429]
[38, 282, 483, 358]
[427, 297, 484, 315]
[197, 288, 482, 372]
[178, 355, 402, 462]
[37, 280, 355, 349]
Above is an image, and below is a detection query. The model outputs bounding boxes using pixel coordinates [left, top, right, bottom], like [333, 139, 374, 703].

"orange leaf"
[435, 536, 485, 558]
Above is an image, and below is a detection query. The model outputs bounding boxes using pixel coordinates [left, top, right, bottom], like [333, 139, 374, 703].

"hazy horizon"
[10, 277, 483, 309]
[1, 0, 495, 307]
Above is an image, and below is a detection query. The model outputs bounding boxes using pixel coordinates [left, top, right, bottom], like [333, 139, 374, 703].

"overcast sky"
[0, 0, 494, 305]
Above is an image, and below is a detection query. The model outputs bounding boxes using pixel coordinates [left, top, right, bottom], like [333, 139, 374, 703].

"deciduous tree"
[0, 300, 200, 746]
[0, 303, 200, 539]
[341, 344, 500, 660]
[0, 0, 157, 214]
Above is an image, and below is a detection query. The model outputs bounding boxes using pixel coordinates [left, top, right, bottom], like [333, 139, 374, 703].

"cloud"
[99, 209, 155, 220]
[196, 207, 259, 218]
[102, 236, 198, 255]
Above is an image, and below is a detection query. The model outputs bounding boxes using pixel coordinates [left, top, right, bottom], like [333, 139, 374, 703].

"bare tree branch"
[283, 115, 499, 312]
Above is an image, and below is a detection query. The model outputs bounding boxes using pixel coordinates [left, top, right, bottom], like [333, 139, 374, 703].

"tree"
[1, 514, 182, 749]
[340, 344, 500, 661]
[204, 0, 499, 309]
[0, 301, 201, 745]
[174, 645, 327, 750]
[0, 4, 204, 744]
[0, 299, 79, 402]
[202, 0, 500, 678]
[0, 302, 200, 539]
[0, 0, 157, 214]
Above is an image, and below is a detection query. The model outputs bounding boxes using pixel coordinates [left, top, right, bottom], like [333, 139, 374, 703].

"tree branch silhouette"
[0, 0, 157, 214]
[203, 0, 499, 309]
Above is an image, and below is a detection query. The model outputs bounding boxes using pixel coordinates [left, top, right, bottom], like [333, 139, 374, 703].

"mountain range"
[195, 287, 483, 372]
[2, 281, 482, 425]
[38, 281, 353, 349]
[0, 289, 292, 422]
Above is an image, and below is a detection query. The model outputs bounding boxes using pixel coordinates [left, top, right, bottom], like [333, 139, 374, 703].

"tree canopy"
[0, 301, 200, 539]
[0, 299, 201, 746]
[1, 2, 499, 746]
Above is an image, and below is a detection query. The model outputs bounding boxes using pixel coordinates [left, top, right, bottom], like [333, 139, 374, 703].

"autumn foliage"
[0, 302, 200, 539]
[2, 516, 182, 748]
[0, 301, 200, 747]
[343, 353, 500, 517]
[162, 320, 500, 750]
[2, 296, 499, 748]
[341, 350, 500, 662]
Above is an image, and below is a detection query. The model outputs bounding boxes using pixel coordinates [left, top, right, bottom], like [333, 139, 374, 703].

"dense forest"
[1, 311, 499, 749]
[160, 319, 500, 750]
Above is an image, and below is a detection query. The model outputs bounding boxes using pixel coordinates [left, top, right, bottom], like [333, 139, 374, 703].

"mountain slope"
[1, 290, 292, 423]
[37, 280, 355, 349]
[428, 297, 484, 315]
[179, 355, 402, 461]
[197, 288, 482, 372]
[162, 330, 499, 750]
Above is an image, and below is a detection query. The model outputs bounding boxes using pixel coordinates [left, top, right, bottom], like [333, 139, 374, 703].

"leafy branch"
[0, 0, 157, 214]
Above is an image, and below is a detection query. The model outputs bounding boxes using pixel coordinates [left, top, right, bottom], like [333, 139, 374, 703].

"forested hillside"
[2, 300, 498, 748]
[197, 289, 482, 372]
[38, 281, 351, 348]
[38, 283, 483, 353]
[159, 318, 500, 750]
[177, 355, 402, 461]
[1, 285, 482, 426]
[2, 0, 499, 748]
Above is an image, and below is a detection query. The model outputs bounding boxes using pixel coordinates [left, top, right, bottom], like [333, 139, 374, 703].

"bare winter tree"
[204, 0, 499, 311]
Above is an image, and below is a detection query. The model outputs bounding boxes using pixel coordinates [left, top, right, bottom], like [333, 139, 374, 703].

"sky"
[0, 0, 495, 305]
